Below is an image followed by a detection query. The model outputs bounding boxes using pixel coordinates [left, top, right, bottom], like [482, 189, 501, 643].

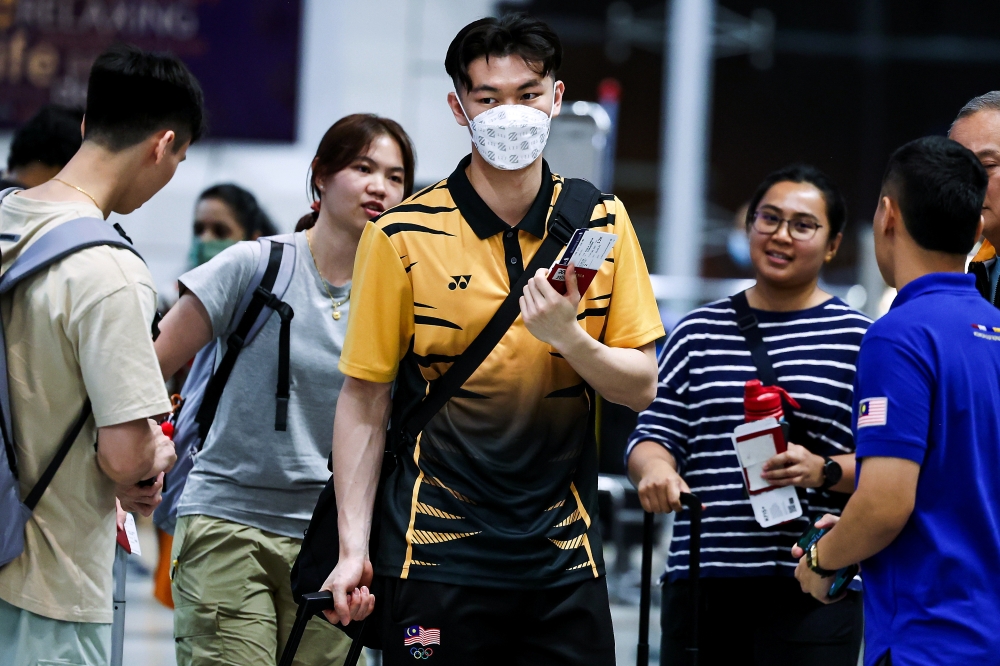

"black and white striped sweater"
[627, 296, 872, 580]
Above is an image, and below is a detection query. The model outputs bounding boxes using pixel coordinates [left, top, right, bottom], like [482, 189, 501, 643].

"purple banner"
[0, 0, 302, 142]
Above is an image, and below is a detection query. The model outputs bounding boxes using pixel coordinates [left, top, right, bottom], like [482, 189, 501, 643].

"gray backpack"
[0, 187, 141, 566]
[153, 234, 297, 534]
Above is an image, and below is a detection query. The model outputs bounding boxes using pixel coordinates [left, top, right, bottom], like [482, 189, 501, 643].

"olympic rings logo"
[411, 647, 434, 659]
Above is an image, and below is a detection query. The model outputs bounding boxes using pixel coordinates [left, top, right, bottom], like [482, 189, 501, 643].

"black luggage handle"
[278, 591, 366, 666]
[637, 492, 701, 666]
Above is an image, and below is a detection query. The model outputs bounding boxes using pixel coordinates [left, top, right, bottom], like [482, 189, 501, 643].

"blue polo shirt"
[853, 272, 1000, 666]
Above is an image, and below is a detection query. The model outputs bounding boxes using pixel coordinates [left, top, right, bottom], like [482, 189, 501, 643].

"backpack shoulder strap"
[0, 218, 140, 295]
[228, 234, 297, 345]
[401, 178, 603, 442]
[195, 236, 296, 440]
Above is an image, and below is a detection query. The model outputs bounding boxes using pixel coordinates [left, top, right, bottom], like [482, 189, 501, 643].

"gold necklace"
[51, 178, 102, 210]
[306, 228, 350, 320]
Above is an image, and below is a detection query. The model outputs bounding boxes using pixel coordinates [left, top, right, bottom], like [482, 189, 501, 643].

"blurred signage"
[0, 0, 302, 141]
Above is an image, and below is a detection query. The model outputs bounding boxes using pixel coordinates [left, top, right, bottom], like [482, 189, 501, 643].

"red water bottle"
[743, 379, 800, 424]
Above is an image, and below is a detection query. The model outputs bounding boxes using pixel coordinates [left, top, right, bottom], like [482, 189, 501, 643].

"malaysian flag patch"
[857, 397, 888, 428]
[405, 625, 441, 647]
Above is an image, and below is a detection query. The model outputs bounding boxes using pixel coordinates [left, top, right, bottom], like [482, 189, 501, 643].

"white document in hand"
[732, 419, 803, 528]
[749, 486, 802, 528]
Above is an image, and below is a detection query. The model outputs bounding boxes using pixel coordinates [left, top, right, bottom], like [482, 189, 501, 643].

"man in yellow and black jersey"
[322, 14, 664, 665]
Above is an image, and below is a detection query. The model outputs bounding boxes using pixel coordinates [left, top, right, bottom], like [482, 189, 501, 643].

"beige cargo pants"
[171, 514, 359, 666]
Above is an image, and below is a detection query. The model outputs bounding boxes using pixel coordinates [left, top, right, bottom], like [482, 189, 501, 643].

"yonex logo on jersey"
[449, 275, 471, 290]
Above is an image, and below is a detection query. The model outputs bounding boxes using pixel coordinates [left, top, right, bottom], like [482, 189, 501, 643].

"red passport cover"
[735, 422, 788, 496]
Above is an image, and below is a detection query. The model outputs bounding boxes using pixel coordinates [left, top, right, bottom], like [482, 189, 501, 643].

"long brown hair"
[296, 114, 416, 231]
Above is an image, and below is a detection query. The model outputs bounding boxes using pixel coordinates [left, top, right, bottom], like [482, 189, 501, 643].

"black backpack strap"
[401, 178, 602, 442]
[731, 290, 779, 386]
[195, 241, 292, 440]
[267, 293, 294, 430]
[731, 290, 808, 442]
[23, 400, 92, 510]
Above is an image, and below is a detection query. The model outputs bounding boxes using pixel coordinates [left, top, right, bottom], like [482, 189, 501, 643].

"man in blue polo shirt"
[794, 135, 1000, 666]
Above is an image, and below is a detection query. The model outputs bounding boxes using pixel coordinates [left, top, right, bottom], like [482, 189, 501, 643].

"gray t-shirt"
[176, 231, 349, 538]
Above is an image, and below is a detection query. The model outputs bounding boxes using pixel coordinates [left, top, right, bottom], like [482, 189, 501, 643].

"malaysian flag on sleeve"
[404, 625, 441, 646]
[857, 397, 888, 428]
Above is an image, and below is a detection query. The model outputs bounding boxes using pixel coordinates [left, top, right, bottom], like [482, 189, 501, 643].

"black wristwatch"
[820, 456, 843, 491]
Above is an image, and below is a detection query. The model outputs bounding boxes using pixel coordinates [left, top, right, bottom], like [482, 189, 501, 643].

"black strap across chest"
[195, 241, 294, 441]
[400, 178, 602, 442]
[730, 290, 808, 443]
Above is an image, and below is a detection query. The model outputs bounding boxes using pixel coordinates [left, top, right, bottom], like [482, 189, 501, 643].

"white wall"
[0, 0, 493, 301]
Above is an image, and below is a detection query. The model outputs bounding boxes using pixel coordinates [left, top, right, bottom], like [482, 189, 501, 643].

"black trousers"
[378, 575, 616, 666]
[661, 577, 863, 666]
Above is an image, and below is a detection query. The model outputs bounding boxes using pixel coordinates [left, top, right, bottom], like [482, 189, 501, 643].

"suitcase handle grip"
[301, 590, 334, 614]
[281, 591, 366, 666]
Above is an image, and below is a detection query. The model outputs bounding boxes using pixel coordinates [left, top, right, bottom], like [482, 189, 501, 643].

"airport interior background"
[2, 0, 999, 663]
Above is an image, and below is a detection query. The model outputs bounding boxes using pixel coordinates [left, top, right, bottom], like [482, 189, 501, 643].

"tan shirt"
[0, 194, 171, 623]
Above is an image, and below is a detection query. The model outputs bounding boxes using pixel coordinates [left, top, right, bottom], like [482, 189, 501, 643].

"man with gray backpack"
[0, 44, 204, 666]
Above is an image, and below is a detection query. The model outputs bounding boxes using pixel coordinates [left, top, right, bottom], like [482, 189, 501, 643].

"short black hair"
[745, 164, 849, 237]
[7, 105, 84, 172]
[85, 43, 205, 151]
[881, 136, 987, 255]
[198, 183, 278, 238]
[445, 14, 562, 92]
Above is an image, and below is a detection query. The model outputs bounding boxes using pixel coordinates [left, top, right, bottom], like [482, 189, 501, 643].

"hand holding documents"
[732, 418, 803, 528]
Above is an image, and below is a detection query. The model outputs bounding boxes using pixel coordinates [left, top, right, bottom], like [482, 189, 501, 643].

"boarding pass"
[546, 229, 617, 295]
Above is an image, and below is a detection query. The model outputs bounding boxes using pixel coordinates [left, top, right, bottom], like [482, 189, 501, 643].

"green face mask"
[188, 238, 237, 268]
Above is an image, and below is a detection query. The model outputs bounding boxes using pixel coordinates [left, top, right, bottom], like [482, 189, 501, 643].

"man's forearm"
[97, 419, 161, 485]
[334, 377, 392, 559]
[817, 456, 918, 569]
[558, 334, 657, 411]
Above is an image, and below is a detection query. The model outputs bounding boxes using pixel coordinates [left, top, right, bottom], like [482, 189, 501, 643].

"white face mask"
[456, 83, 557, 171]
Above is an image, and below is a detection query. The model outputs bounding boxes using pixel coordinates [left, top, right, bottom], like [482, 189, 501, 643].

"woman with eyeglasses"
[627, 165, 870, 665]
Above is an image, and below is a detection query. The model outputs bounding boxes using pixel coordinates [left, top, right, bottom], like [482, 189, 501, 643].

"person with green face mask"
[151, 182, 278, 611]
[187, 183, 278, 267]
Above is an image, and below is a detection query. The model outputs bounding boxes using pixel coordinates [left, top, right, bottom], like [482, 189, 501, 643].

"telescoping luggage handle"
[637, 492, 701, 666]
[278, 591, 366, 666]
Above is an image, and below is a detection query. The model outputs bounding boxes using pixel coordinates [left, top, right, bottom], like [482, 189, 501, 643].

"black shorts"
[378, 576, 616, 666]
[661, 576, 863, 666]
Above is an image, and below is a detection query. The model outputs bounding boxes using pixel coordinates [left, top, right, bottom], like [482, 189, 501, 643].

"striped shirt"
[626, 296, 872, 579]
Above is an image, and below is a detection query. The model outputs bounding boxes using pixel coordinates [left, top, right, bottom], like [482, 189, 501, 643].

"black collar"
[447, 154, 554, 239]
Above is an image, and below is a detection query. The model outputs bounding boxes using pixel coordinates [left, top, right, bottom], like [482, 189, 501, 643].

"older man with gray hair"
[950, 91, 1000, 306]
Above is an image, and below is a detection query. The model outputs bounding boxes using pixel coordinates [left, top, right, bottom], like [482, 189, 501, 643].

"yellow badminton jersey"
[341, 156, 664, 587]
